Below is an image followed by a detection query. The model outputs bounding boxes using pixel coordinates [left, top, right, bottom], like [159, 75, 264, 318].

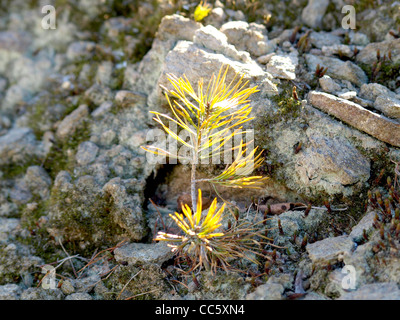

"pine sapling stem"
[191, 161, 197, 214]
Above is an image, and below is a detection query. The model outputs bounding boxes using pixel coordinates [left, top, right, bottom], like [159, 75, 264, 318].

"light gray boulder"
[374, 95, 400, 119]
[306, 235, 355, 266]
[305, 54, 368, 87]
[301, 0, 330, 29]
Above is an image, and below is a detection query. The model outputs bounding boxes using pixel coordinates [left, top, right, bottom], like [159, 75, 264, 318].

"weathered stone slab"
[308, 91, 400, 147]
[114, 242, 174, 266]
[306, 235, 355, 265]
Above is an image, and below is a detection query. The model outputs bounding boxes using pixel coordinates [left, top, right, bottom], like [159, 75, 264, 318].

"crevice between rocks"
[143, 163, 176, 210]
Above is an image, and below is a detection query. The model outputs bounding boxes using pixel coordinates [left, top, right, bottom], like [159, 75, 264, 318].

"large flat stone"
[306, 235, 355, 265]
[338, 282, 400, 300]
[356, 39, 400, 65]
[114, 242, 174, 266]
[305, 54, 367, 87]
[308, 91, 400, 147]
[349, 210, 376, 242]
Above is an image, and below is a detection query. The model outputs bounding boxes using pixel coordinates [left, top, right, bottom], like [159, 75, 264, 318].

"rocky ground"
[0, 0, 400, 300]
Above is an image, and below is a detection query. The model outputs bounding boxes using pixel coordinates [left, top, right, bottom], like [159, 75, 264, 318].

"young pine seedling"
[193, 1, 212, 22]
[142, 65, 272, 273]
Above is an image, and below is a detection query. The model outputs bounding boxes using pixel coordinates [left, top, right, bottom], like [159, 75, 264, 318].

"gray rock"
[257, 96, 386, 198]
[99, 129, 117, 146]
[319, 75, 341, 94]
[7, 53, 53, 95]
[20, 288, 64, 300]
[0, 218, 20, 244]
[0, 128, 44, 166]
[84, 84, 113, 106]
[301, 209, 327, 233]
[256, 53, 276, 65]
[305, 54, 368, 87]
[102, 178, 148, 241]
[296, 134, 370, 190]
[321, 44, 359, 58]
[0, 115, 10, 129]
[48, 172, 148, 246]
[0, 31, 31, 53]
[1, 84, 30, 114]
[265, 208, 326, 252]
[95, 61, 113, 87]
[349, 32, 370, 46]
[309, 32, 341, 49]
[189, 271, 250, 299]
[126, 36, 180, 95]
[114, 90, 146, 108]
[338, 91, 357, 100]
[302, 292, 331, 300]
[324, 268, 349, 298]
[76, 141, 99, 166]
[349, 210, 376, 242]
[267, 274, 293, 291]
[258, 78, 279, 98]
[205, 7, 227, 29]
[114, 242, 174, 266]
[77, 63, 95, 87]
[53, 170, 73, 192]
[272, 29, 295, 45]
[130, 13, 274, 104]
[301, 0, 330, 29]
[0, 200, 18, 218]
[306, 235, 355, 266]
[193, 25, 250, 63]
[75, 0, 109, 19]
[225, 9, 246, 21]
[0, 284, 21, 300]
[32, 12, 77, 52]
[24, 166, 52, 200]
[338, 282, 400, 300]
[220, 21, 271, 57]
[156, 14, 201, 42]
[0, 243, 43, 285]
[65, 292, 93, 300]
[342, 241, 374, 288]
[66, 41, 96, 61]
[148, 40, 274, 110]
[342, 95, 373, 108]
[9, 180, 32, 204]
[101, 17, 135, 38]
[246, 282, 284, 300]
[267, 53, 298, 80]
[56, 104, 89, 141]
[91, 101, 113, 118]
[74, 274, 101, 293]
[374, 96, 400, 119]
[60, 279, 75, 295]
[356, 39, 400, 65]
[359, 83, 396, 101]
[267, 213, 302, 249]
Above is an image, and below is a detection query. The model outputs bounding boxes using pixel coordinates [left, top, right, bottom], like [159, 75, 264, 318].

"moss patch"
[360, 61, 400, 91]
[46, 184, 129, 256]
[42, 117, 91, 179]
[103, 264, 169, 300]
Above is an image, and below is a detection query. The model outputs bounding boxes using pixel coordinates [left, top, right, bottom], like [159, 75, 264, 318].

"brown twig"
[117, 269, 142, 300]
[124, 288, 159, 300]
[58, 238, 78, 278]
[76, 239, 128, 277]
[149, 198, 167, 230]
